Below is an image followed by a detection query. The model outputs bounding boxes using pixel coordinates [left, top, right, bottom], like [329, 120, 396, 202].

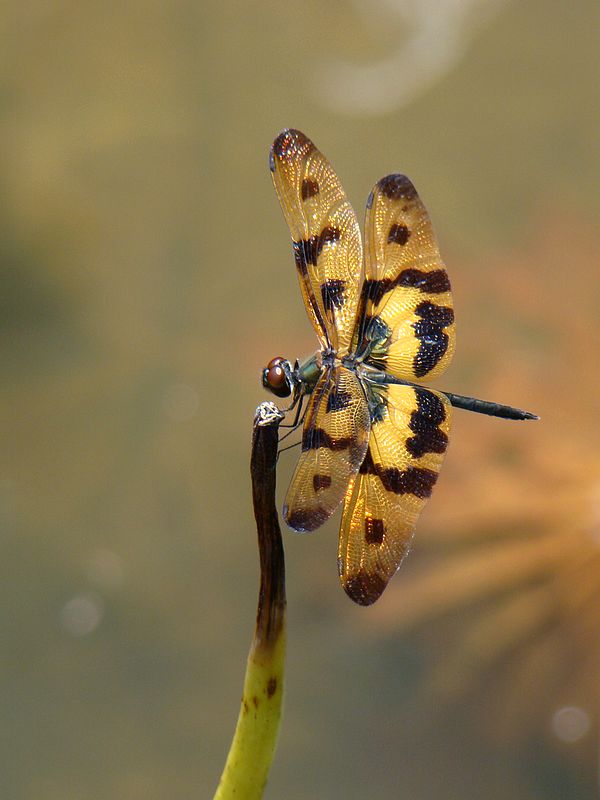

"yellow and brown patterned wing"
[270, 129, 363, 353]
[284, 365, 370, 533]
[338, 383, 451, 605]
[356, 174, 455, 381]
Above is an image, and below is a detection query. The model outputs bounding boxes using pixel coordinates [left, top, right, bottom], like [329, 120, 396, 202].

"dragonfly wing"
[284, 365, 370, 532]
[356, 174, 455, 381]
[270, 129, 363, 353]
[339, 383, 452, 604]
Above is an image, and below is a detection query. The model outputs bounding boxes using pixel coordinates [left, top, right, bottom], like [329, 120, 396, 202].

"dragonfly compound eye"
[262, 357, 292, 397]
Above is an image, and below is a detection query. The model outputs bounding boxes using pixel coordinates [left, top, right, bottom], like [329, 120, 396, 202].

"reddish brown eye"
[268, 365, 285, 388]
[262, 356, 292, 397]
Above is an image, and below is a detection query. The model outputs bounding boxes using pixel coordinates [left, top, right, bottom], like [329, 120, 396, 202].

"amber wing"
[356, 174, 455, 381]
[338, 383, 452, 605]
[270, 129, 363, 354]
[284, 365, 370, 533]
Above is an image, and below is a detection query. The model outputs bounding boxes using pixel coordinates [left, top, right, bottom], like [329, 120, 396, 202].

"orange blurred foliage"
[362, 209, 600, 774]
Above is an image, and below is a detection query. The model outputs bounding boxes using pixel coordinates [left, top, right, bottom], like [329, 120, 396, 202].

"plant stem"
[214, 402, 286, 800]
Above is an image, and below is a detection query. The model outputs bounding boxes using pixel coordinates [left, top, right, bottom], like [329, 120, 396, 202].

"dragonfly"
[262, 129, 538, 606]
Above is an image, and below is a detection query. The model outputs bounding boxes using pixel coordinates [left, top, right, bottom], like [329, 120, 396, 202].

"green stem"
[214, 402, 286, 800]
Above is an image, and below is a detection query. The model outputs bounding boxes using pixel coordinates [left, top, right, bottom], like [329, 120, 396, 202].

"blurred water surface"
[2, 2, 600, 798]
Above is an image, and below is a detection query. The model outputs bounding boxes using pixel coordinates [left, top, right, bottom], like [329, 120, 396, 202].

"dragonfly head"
[262, 356, 295, 398]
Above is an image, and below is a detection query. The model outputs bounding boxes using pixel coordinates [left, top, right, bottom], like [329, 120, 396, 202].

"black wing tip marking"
[284, 504, 329, 532]
[377, 173, 418, 201]
[270, 128, 313, 169]
[342, 569, 388, 606]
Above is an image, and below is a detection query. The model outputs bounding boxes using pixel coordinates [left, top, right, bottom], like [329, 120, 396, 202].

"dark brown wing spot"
[361, 269, 450, 311]
[405, 389, 448, 458]
[271, 128, 313, 166]
[320, 226, 341, 247]
[413, 302, 454, 378]
[365, 516, 385, 545]
[301, 427, 354, 452]
[321, 279, 346, 313]
[313, 474, 332, 492]
[343, 569, 388, 606]
[387, 223, 411, 245]
[292, 240, 310, 276]
[361, 278, 389, 308]
[397, 268, 450, 293]
[326, 388, 352, 413]
[293, 226, 341, 271]
[301, 178, 319, 199]
[381, 465, 438, 498]
[285, 505, 330, 532]
[359, 447, 378, 475]
[360, 447, 437, 498]
[377, 174, 418, 201]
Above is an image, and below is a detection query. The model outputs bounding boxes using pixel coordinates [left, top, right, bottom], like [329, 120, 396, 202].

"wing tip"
[270, 129, 313, 170]
[284, 503, 329, 533]
[376, 173, 418, 202]
[342, 569, 389, 606]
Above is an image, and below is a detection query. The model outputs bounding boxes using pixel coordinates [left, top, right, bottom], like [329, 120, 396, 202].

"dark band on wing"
[413, 302, 454, 379]
[359, 447, 438, 498]
[313, 474, 332, 492]
[301, 426, 354, 452]
[301, 178, 319, 199]
[293, 226, 341, 272]
[292, 226, 341, 347]
[364, 516, 385, 545]
[361, 269, 450, 308]
[405, 389, 448, 458]
[387, 223, 410, 245]
[399, 268, 451, 293]
[326, 388, 353, 413]
[321, 279, 346, 313]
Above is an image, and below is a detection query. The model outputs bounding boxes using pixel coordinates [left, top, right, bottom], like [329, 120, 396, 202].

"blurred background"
[2, 1, 599, 798]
